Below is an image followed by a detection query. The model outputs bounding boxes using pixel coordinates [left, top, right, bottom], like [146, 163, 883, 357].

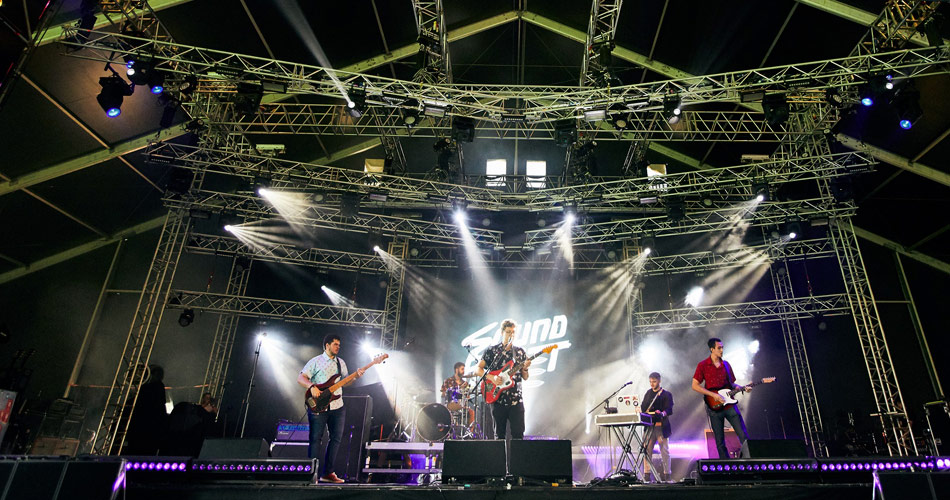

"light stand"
[240, 333, 265, 438]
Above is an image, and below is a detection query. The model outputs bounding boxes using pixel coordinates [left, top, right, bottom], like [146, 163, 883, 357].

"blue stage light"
[861, 97, 873, 107]
[900, 119, 912, 130]
[107, 107, 121, 117]
[150, 85, 164, 94]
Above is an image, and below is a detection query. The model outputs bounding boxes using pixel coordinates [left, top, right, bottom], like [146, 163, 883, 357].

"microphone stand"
[466, 343, 507, 440]
[587, 382, 631, 415]
[239, 336, 264, 438]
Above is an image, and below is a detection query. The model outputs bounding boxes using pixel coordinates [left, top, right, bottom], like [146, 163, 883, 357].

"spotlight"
[610, 113, 630, 130]
[373, 245, 381, 252]
[564, 212, 576, 224]
[641, 235, 656, 254]
[257, 332, 267, 342]
[756, 194, 765, 202]
[451, 116, 476, 143]
[346, 84, 366, 118]
[663, 94, 681, 124]
[785, 219, 803, 239]
[824, 87, 845, 108]
[178, 309, 195, 327]
[583, 109, 607, 122]
[666, 198, 685, 221]
[179, 74, 198, 95]
[96, 75, 133, 118]
[753, 181, 769, 201]
[224, 225, 233, 232]
[453, 209, 466, 223]
[748, 340, 760, 354]
[234, 82, 264, 117]
[762, 93, 789, 127]
[685, 286, 704, 307]
[402, 108, 420, 129]
[554, 120, 577, 147]
[893, 86, 922, 130]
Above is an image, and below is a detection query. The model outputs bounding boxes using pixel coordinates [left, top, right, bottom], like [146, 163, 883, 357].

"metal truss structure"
[381, 239, 409, 350]
[633, 294, 850, 333]
[148, 141, 874, 211]
[199, 256, 252, 404]
[829, 217, 916, 456]
[167, 290, 385, 327]
[165, 190, 503, 246]
[854, 0, 940, 56]
[60, 28, 950, 125]
[411, 0, 452, 84]
[92, 209, 190, 455]
[186, 233, 388, 273]
[768, 250, 829, 457]
[197, 104, 806, 142]
[580, 0, 624, 87]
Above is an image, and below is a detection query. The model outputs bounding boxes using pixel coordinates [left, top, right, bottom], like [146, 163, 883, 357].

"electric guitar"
[483, 344, 558, 404]
[304, 353, 388, 413]
[704, 377, 775, 411]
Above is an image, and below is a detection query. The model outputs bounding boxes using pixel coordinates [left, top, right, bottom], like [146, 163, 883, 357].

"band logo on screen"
[460, 315, 572, 389]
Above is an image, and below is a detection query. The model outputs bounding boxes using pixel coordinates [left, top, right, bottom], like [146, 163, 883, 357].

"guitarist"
[296, 334, 364, 483]
[691, 338, 750, 459]
[475, 319, 531, 440]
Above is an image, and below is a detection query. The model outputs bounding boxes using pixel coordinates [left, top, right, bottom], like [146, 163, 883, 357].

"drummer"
[440, 362, 470, 410]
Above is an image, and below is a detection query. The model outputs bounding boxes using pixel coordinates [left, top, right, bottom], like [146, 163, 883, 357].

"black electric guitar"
[304, 354, 388, 413]
[704, 377, 776, 411]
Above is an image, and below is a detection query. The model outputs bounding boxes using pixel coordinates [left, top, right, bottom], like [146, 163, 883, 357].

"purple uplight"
[251, 465, 259, 471]
[213, 465, 221, 471]
[147, 463, 156, 470]
[754, 464, 761, 471]
[305, 465, 312, 472]
[767, 464, 775, 471]
[163, 463, 171, 470]
[170, 463, 178, 471]
[281, 465, 289, 471]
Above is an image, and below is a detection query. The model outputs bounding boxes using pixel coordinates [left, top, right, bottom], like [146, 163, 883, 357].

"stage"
[126, 482, 873, 500]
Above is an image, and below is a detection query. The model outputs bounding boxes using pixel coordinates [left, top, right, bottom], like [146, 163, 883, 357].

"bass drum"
[416, 403, 451, 442]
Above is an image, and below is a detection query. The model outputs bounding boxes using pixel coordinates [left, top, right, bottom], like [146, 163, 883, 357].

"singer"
[475, 319, 531, 440]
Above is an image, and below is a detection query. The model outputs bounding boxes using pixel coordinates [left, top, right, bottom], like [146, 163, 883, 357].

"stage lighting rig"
[125, 58, 166, 94]
[451, 116, 475, 143]
[178, 309, 195, 327]
[752, 181, 770, 202]
[96, 72, 134, 118]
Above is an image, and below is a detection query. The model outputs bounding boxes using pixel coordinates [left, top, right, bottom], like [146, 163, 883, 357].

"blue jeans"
[308, 406, 346, 476]
[707, 405, 749, 458]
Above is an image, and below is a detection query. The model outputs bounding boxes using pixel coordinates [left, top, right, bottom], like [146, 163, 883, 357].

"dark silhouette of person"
[125, 365, 168, 455]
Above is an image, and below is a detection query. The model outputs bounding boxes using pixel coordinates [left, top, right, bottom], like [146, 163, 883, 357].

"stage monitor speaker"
[56, 460, 125, 500]
[315, 395, 373, 482]
[198, 438, 269, 459]
[5, 460, 66, 500]
[442, 440, 506, 483]
[509, 440, 572, 483]
[704, 429, 741, 458]
[874, 472, 941, 500]
[747, 439, 808, 458]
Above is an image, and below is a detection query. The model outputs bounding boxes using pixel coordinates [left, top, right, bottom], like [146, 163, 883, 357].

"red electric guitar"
[483, 344, 558, 404]
[704, 377, 776, 411]
[304, 353, 388, 413]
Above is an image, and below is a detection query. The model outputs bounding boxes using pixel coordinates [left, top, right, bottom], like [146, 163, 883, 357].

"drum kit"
[407, 380, 484, 442]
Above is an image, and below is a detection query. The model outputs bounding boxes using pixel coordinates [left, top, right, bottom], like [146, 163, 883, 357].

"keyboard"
[594, 412, 653, 427]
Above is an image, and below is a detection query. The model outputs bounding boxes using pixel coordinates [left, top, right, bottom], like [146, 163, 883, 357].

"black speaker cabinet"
[442, 440, 507, 483]
[198, 438, 270, 459]
[0, 459, 124, 500]
[874, 472, 942, 500]
[509, 439, 572, 483]
[747, 439, 808, 458]
[315, 395, 373, 481]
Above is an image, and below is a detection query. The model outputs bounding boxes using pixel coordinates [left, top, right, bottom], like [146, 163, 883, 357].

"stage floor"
[128, 481, 872, 500]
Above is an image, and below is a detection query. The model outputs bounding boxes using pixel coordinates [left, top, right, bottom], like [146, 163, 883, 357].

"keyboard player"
[641, 372, 674, 482]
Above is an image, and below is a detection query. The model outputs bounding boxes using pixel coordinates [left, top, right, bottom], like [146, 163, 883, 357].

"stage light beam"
[685, 286, 704, 307]
[748, 340, 760, 354]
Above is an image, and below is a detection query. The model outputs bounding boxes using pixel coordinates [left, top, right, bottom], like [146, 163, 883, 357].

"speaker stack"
[441, 439, 572, 484]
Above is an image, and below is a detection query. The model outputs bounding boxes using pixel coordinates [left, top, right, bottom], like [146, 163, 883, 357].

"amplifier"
[275, 420, 309, 442]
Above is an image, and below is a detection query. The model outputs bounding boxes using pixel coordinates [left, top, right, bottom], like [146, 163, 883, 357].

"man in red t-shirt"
[691, 338, 752, 458]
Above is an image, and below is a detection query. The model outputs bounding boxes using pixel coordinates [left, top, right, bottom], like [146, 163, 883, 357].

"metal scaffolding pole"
[830, 217, 915, 456]
[381, 238, 409, 351]
[767, 252, 829, 457]
[92, 209, 191, 455]
[199, 256, 253, 404]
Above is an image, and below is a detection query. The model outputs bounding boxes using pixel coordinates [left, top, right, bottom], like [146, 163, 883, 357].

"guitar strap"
[335, 357, 342, 379]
